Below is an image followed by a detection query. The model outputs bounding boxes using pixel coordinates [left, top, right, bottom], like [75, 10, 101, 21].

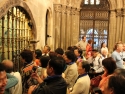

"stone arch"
[0, 0, 37, 39]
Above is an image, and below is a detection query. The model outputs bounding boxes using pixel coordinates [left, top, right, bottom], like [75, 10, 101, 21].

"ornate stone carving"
[109, 10, 116, 17]
[122, 8, 125, 17]
[54, 4, 62, 12]
[75, 8, 80, 15]
[116, 9, 122, 17]
[66, 0, 70, 5]
[0, 0, 21, 18]
[71, 7, 76, 15]
[66, 6, 71, 15]
[61, 5, 66, 14]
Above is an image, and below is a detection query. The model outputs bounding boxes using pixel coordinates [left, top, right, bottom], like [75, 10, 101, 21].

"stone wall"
[0, 0, 125, 52]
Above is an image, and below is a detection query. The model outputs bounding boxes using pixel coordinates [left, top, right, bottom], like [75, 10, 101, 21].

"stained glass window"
[90, 0, 94, 5]
[96, 0, 100, 5]
[84, 0, 89, 4]
[84, 0, 100, 5]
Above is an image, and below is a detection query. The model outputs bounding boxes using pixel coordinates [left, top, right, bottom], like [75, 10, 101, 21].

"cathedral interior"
[0, 0, 125, 70]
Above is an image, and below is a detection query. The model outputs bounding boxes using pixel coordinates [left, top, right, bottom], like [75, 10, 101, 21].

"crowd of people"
[0, 36, 125, 94]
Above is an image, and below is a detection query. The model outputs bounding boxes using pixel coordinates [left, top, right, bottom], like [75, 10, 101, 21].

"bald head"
[2, 60, 13, 73]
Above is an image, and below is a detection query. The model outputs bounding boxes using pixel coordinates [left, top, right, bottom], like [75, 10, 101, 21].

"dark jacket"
[32, 75, 67, 94]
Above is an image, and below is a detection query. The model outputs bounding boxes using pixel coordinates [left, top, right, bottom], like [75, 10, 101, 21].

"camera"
[123, 58, 125, 61]
[32, 66, 38, 72]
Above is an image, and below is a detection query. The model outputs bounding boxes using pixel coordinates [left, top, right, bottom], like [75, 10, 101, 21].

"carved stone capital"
[71, 7, 76, 15]
[109, 10, 116, 16]
[61, 5, 66, 14]
[66, 6, 71, 15]
[75, 8, 80, 15]
[109, 9, 115, 12]
[54, 4, 62, 13]
[116, 9, 122, 17]
[0, 0, 21, 19]
[122, 8, 125, 17]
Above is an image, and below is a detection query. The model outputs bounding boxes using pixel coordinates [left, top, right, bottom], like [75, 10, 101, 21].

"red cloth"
[34, 59, 40, 66]
[86, 44, 92, 58]
[98, 72, 112, 91]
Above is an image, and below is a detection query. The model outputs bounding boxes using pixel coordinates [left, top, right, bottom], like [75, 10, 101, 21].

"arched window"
[45, 9, 51, 45]
[80, 0, 109, 49]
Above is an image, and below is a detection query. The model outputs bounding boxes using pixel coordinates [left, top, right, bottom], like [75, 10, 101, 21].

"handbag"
[91, 75, 102, 87]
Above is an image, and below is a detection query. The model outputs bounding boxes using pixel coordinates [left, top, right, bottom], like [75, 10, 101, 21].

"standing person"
[86, 39, 93, 59]
[120, 43, 125, 61]
[33, 49, 42, 66]
[0, 63, 7, 94]
[111, 43, 124, 69]
[63, 51, 78, 89]
[76, 36, 87, 53]
[20, 49, 35, 93]
[70, 61, 90, 94]
[101, 42, 108, 55]
[28, 57, 67, 94]
[2, 60, 22, 94]
[42, 45, 51, 56]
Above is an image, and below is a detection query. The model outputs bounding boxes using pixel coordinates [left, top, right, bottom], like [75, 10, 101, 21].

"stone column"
[65, 6, 71, 49]
[70, 7, 76, 46]
[116, 9, 122, 42]
[53, 4, 62, 49]
[60, 5, 66, 50]
[75, 8, 80, 44]
[108, 10, 116, 53]
[121, 8, 125, 43]
[71, 8, 80, 46]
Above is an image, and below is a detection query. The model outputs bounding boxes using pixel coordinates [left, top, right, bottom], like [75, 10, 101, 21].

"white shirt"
[120, 51, 125, 59]
[76, 40, 87, 51]
[101, 54, 107, 61]
[70, 74, 90, 94]
[42, 53, 49, 56]
[101, 47, 108, 54]
[92, 55, 104, 73]
[10, 72, 22, 94]
[64, 63, 78, 88]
